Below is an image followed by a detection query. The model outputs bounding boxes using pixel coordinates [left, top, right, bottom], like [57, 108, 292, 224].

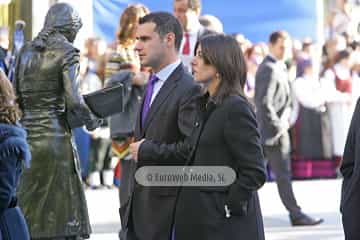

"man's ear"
[165, 32, 176, 48]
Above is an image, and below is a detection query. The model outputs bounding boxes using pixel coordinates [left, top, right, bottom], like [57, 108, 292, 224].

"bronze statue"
[14, 3, 100, 239]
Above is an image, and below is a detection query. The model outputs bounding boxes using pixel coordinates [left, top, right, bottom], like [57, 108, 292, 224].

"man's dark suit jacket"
[254, 55, 292, 145]
[340, 98, 360, 240]
[121, 63, 200, 240]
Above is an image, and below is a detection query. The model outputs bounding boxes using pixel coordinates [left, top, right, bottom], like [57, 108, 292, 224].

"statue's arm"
[62, 48, 100, 130]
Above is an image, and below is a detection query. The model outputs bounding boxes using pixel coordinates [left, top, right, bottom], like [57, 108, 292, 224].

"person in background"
[199, 14, 223, 33]
[321, 34, 347, 76]
[173, 0, 205, 72]
[291, 60, 334, 178]
[295, 38, 314, 78]
[75, 39, 104, 183]
[233, 33, 253, 54]
[0, 69, 30, 239]
[321, 49, 354, 165]
[244, 44, 265, 99]
[0, 27, 9, 75]
[255, 30, 323, 226]
[326, 0, 359, 39]
[103, 5, 150, 238]
[105, 4, 150, 80]
[83, 37, 113, 189]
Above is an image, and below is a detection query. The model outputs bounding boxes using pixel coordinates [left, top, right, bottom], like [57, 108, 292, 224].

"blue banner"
[93, 0, 320, 44]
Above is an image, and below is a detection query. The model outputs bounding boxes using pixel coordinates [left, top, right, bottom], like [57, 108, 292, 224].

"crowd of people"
[0, 0, 360, 239]
[69, 0, 360, 189]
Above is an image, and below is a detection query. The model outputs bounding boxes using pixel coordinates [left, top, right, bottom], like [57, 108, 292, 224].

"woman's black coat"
[143, 94, 266, 240]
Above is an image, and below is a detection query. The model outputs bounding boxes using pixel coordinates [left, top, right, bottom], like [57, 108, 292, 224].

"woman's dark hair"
[0, 70, 21, 124]
[195, 34, 247, 103]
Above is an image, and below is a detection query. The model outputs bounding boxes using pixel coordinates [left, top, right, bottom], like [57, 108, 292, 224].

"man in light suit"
[122, 12, 200, 240]
[255, 30, 323, 226]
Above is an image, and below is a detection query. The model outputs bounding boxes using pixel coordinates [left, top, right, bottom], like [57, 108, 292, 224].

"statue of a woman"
[14, 3, 100, 239]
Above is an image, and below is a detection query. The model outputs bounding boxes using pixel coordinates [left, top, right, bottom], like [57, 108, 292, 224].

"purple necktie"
[141, 74, 158, 127]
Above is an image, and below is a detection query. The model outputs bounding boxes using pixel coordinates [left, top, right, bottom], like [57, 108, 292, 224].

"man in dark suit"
[340, 98, 360, 240]
[123, 12, 200, 240]
[255, 30, 323, 226]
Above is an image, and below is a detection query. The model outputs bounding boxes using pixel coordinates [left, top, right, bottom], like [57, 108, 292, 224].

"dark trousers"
[119, 159, 137, 240]
[119, 159, 137, 207]
[263, 132, 302, 219]
[89, 138, 112, 173]
[119, 207, 141, 240]
[342, 210, 360, 240]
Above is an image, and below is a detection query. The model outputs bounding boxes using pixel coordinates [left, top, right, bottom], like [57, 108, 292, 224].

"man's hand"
[129, 139, 145, 161]
[132, 72, 150, 86]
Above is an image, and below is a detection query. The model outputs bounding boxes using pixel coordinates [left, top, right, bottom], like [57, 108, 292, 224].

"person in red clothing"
[173, 0, 205, 72]
[321, 49, 354, 164]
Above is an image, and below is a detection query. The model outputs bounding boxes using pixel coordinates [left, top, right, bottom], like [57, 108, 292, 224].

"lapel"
[185, 93, 217, 166]
[135, 108, 142, 139]
[135, 84, 146, 138]
[265, 55, 290, 94]
[264, 55, 276, 64]
[140, 64, 184, 136]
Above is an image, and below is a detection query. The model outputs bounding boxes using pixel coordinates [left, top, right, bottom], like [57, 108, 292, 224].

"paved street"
[86, 179, 344, 240]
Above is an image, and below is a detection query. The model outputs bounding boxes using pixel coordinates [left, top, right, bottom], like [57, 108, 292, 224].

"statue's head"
[43, 3, 82, 42]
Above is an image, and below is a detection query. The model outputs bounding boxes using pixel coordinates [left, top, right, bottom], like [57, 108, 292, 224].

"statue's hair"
[32, 3, 82, 50]
[32, 28, 57, 50]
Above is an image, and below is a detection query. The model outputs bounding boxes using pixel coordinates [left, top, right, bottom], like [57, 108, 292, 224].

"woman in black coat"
[174, 34, 266, 240]
[131, 34, 267, 240]
[0, 70, 31, 239]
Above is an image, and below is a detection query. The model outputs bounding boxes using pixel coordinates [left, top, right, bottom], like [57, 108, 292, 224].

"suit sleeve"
[224, 100, 266, 214]
[138, 84, 201, 165]
[340, 98, 360, 179]
[259, 65, 287, 133]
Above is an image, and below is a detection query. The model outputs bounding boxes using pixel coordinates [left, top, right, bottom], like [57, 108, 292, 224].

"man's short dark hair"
[139, 12, 183, 51]
[269, 30, 289, 45]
